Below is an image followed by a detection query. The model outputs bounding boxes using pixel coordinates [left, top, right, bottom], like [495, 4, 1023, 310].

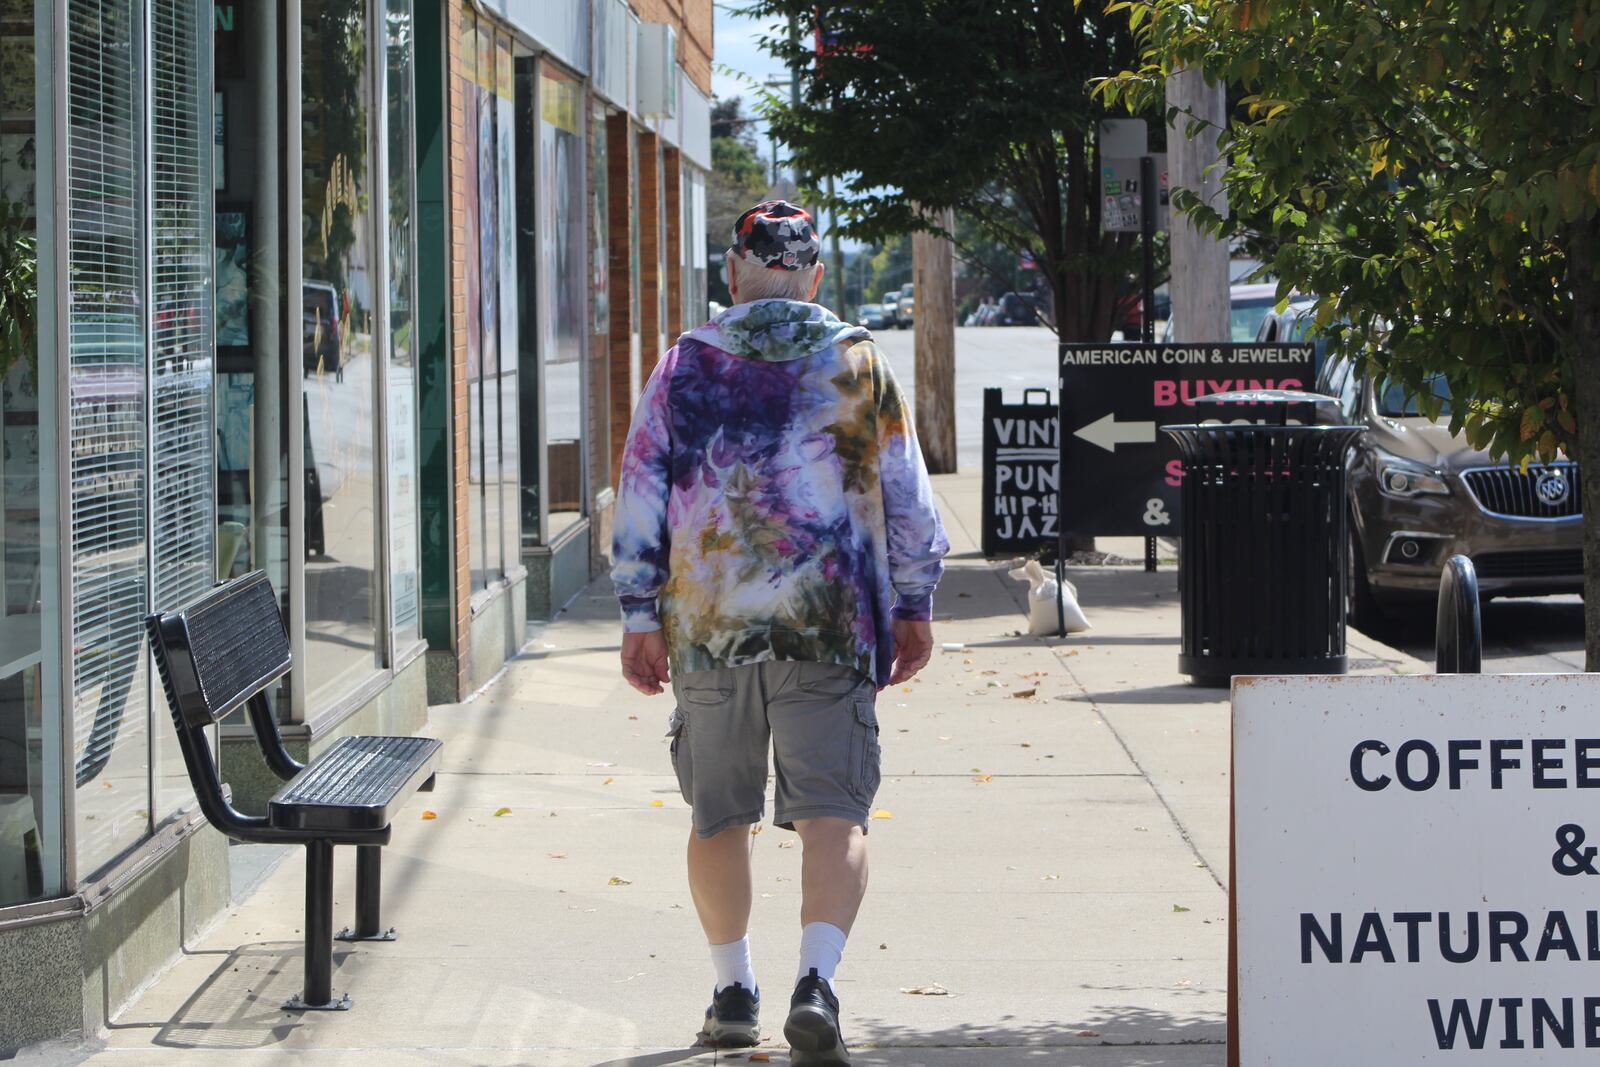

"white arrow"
[1073, 413, 1156, 452]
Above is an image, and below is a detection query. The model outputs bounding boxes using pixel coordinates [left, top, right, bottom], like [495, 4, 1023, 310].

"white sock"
[710, 936, 756, 993]
[797, 921, 848, 990]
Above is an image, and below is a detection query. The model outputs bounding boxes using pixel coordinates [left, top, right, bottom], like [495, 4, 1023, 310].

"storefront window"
[67, 0, 153, 876]
[532, 62, 585, 545]
[589, 103, 609, 488]
[386, 0, 420, 643]
[214, 0, 292, 723]
[302, 0, 381, 704]
[463, 11, 519, 592]
[0, 0, 61, 904]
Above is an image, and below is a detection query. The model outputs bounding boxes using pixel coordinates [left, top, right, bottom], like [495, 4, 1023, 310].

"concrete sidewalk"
[30, 472, 1424, 1066]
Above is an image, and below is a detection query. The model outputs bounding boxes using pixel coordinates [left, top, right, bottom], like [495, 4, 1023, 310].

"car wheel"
[1346, 524, 1387, 635]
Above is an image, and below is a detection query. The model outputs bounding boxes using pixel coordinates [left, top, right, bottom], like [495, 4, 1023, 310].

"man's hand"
[886, 618, 934, 687]
[621, 630, 672, 695]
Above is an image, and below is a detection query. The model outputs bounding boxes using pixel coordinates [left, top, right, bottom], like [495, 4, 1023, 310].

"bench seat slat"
[269, 736, 443, 833]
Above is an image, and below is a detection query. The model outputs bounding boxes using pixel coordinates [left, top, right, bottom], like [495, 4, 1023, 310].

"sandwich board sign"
[1057, 342, 1315, 538]
[1233, 674, 1600, 1064]
[981, 387, 1057, 556]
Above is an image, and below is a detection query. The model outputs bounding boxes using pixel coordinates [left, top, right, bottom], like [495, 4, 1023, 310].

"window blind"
[66, 0, 149, 865]
[149, 0, 214, 614]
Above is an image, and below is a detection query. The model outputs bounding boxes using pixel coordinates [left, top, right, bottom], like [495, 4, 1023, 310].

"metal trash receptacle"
[1163, 392, 1363, 686]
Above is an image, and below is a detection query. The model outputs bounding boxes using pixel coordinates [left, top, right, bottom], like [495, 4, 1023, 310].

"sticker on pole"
[1234, 674, 1600, 1062]
[1057, 342, 1315, 538]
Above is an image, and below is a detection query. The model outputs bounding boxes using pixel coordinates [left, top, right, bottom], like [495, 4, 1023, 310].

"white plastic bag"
[1008, 559, 1091, 636]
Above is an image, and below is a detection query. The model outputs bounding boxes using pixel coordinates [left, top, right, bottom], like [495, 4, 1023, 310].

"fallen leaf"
[750, 1055, 771, 1063]
[938, 735, 952, 741]
[1013, 687, 1037, 699]
[879, 942, 888, 949]
[778, 840, 794, 849]
[1133, 826, 1149, 832]
[901, 984, 950, 996]
[1042, 874, 1060, 881]
[1076, 1029, 1102, 1038]
[608, 876, 632, 886]
[871, 809, 894, 820]
[603, 778, 615, 785]
[1173, 904, 1191, 913]
[587, 762, 616, 768]
[970, 767, 982, 773]
[650, 799, 665, 807]
[421, 810, 438, 820]
[493, 807, 513, 817]
[972, 775, 993, 783]
[750, 823, 764, 835]
[902, 686, 911, 693]
[547, 852, 567, 859]
[628, 715, 638, 720]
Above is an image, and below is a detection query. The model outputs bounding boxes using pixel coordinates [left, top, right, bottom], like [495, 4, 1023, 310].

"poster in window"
[215, 207, 252, 370]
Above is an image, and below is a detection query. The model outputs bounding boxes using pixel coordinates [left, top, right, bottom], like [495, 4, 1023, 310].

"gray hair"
[728, 252, 820, 303]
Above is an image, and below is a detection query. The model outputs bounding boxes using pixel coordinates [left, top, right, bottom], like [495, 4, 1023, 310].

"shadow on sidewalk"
[104, 941, 318, 1050]
[850, 1004, 1225, 1064]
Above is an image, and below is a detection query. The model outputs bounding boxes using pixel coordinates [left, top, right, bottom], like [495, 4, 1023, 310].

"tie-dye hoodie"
[612, 299, 949, 687]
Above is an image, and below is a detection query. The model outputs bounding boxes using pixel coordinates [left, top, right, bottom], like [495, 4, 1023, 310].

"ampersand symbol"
[1552, 823, 1599, 876]
[1142, 498, 1171, 527]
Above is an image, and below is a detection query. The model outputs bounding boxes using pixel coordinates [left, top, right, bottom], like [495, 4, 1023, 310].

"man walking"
[613, 200, 948, 1065]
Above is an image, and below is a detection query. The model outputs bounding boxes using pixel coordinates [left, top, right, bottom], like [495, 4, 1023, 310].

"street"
[873, 324, 1586, 673]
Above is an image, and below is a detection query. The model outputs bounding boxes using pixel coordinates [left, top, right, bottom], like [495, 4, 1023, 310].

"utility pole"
[914, 207, 957, 473]
[1165, 66, 1231, 342]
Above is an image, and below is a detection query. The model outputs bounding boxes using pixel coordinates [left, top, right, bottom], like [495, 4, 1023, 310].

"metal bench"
[147, 571, 442, 1011]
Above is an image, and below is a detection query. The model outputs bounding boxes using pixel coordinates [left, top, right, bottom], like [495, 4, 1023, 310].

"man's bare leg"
[687, 824, 755, 944]
[794, 817, 869, 932]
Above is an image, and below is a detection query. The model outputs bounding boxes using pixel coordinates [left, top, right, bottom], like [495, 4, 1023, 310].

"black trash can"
[1163, 393, 1363, 686]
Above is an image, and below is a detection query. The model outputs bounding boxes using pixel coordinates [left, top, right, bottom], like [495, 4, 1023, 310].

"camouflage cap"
[729, 200, 821, 271]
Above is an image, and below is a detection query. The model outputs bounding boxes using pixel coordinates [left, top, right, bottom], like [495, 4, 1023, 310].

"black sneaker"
[785, 969, 850, 1065]
[700, 982, 760, 1048]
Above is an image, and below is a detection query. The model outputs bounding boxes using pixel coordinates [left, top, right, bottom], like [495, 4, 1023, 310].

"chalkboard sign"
[981, 387, 1059, 557]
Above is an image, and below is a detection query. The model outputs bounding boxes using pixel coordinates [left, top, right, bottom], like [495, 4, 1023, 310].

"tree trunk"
[913, 208, 957, 474]
[1165, 66, 1231, 342]
[1570, 217, 1600, 671]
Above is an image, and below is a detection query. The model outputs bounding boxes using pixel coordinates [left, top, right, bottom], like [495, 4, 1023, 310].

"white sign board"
[1235, 674, 1600, 1063]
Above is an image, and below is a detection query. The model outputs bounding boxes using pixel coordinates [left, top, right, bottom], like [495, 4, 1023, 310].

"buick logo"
[1536, 469, 1571, 506]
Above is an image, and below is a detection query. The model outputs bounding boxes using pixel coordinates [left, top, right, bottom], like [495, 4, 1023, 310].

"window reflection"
[302, 0, 380, 703]
[0, 1, 50, 903]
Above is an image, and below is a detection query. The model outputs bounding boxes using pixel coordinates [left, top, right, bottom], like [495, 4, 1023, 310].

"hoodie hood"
[682, 299, 870, 363]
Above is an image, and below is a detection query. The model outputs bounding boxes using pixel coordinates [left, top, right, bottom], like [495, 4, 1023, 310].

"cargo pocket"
[667, 708, 693, 805]
[848, 696, 881, 805]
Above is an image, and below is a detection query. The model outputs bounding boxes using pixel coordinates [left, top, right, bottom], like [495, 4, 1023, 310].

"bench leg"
[337, 845, 396, 942]
[284, 839, 350, 1011]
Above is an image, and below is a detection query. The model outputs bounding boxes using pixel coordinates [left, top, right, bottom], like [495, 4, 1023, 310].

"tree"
[1100, 0, 1600, 664]
[708, 96, 772, 305]
[746, 0, 1154, 341]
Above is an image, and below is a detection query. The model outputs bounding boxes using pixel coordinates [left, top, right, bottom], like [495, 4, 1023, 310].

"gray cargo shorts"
[666, 660, 881, 838]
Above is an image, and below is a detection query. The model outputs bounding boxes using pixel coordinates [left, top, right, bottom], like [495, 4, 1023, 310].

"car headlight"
[1375, 452, 1450, 498]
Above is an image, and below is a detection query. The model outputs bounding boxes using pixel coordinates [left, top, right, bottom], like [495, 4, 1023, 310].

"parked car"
[1313, 357, 1583, 627]
[996, 291, 1039, 326]
[860, 302, 893, 330]
[895, 283, 915, 328]
[1161, 282, 1282, 343]
[303, 280, 342, 375]
[1253, 298, 1337, 378]
[1112, 290, 1171, 337]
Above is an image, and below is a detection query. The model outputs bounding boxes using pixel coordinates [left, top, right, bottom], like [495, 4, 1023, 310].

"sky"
[710, 4, 869, 254]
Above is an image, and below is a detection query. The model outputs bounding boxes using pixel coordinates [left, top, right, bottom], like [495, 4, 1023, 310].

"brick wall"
[663, 146, 683, 340]
[446, 1, 471, 695]
[630, 0, 713, 95]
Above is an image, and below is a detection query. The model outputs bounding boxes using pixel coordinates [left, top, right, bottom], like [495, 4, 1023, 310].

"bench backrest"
[147, 570, 291, 730]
